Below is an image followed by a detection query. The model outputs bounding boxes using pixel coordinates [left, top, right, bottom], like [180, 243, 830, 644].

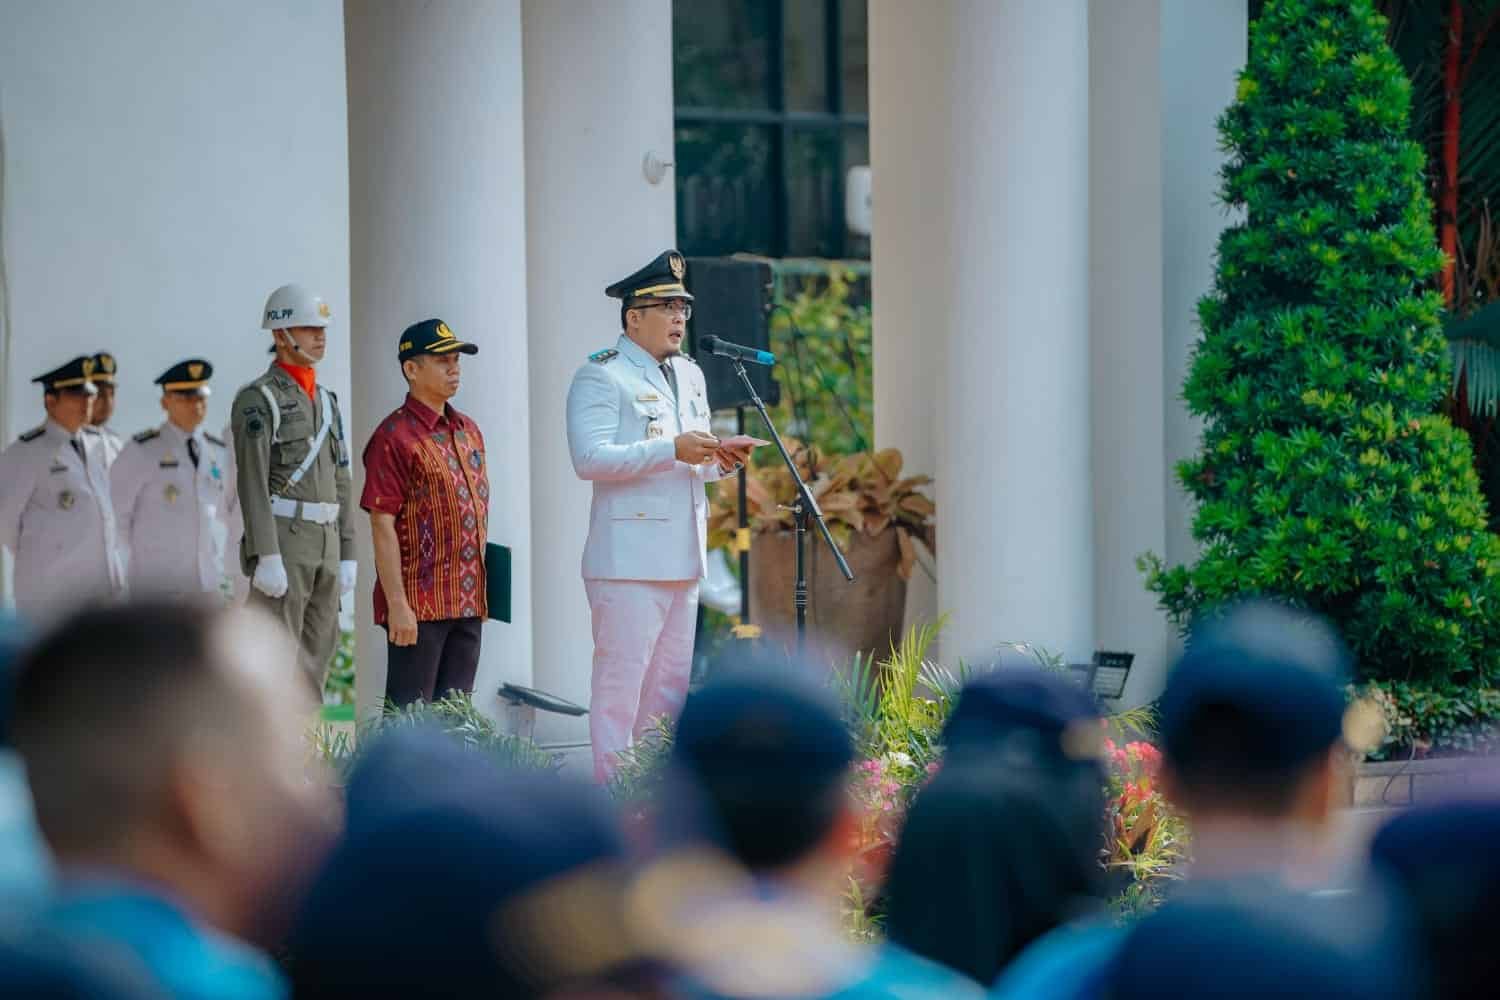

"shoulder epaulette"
[133, 428, 160, 443]
[589, 348, 619, 364]
[17, 426, 43, 443]
[204, 431, 225, 447]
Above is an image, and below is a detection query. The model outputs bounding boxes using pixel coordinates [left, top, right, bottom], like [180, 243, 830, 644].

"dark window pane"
[676, 124, 777, 256]
[840, 0, 868, 114]
[786, 129, 841, 257]
[674, 0, 775, 110]
[784, 0, 828, 112]
[842, 126, 870, 259]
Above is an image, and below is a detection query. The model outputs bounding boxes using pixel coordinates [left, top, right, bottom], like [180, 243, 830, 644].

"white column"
[868, 1, 953, 640]
[345, 0, 533, 719]
[1161, 0, 1248, 575]
[522, 0, 676, 745]
[1090, 0, 1169, 704]
[937, 0, 1093, 664]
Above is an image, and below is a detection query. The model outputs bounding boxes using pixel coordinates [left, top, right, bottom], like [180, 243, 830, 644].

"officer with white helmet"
[109, 359, 237, 601]
[229, 284, 356, 691]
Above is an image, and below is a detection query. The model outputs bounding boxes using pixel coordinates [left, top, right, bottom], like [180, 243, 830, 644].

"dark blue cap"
[1159, 600, 1350, 770]
[291, 727, 635, 995]
[671, 666, 854, 789]
[604, 249, 694, 302]
[1110, 892, 1409, 999]
[941, 666, 1103, 764]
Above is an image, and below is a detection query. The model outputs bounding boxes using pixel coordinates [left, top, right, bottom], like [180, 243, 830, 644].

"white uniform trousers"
[585, 578, 699, 782]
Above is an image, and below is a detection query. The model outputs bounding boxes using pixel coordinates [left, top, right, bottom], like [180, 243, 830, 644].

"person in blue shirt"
[8, 600, 338, 1000]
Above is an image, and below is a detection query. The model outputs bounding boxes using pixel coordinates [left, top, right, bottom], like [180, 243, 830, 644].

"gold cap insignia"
[188, 362, 204, 380]
[100, 355, 116, 373]
[436, 322, 454, 340]
[82, 358, 96, 377]
[317, 301, 331, 319]
[668, 252, 685, 279]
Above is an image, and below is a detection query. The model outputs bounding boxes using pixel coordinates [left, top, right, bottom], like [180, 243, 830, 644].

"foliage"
[1355, 677, 1500, 757]
[313, 691, 560, 781]
[761, 265, 874, 458]
[707, 441, 936, 579]
[606, 620, 1187, 936]
[322, 628, 356, 706]
[1103, 739, 1188, 918]
[1143, 0, 1500, 685]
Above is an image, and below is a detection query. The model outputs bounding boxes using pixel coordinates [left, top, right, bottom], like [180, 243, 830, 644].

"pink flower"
[925, 762, 941, 776]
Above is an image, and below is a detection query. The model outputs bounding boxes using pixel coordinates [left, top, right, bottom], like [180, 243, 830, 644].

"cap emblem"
[436, 322, 454, 340]
[188, 362, 204, 380]
[317, 301, 331, 319]
[82, 358, 96, 377]
[668, 252, 685, 279]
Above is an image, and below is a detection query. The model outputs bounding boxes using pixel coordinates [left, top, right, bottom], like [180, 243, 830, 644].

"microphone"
[700, 335, 776, 367]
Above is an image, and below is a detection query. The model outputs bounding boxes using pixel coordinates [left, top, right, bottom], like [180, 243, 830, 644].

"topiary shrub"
[1141, 0, 1500, 685]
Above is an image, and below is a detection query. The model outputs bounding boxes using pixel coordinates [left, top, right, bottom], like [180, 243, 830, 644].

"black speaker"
[686, 257, 780, 411]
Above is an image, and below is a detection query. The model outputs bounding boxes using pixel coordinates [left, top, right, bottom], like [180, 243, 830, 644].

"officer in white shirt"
[0, 356, 125, 624]
[86, 351, 124, 466]
[566, 249, 754, 782]
[110, 359, 237, 601]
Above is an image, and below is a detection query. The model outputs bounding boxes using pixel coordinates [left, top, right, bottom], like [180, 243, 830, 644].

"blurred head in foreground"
[9, 599, 334, 947]
[290, 726, 648, 998]
[1370, 799, 1500, 999]
[882, 759, 1106, 988]
[1157, 600, 1355, 879]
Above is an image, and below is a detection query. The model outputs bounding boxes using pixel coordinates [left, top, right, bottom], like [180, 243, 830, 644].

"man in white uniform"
[110, 359, 236, 601]
[86, 351, 125, 466]
[0, 356, 125, 624]
[566, 249, 754, 782]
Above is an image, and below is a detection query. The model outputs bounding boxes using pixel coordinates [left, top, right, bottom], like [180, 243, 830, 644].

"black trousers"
[384, 617, 482, 707]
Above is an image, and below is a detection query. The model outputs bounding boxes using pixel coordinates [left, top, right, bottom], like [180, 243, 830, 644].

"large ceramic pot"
[748, 528, 908, 668]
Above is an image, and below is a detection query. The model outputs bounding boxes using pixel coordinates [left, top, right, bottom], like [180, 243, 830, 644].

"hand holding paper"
[714, 434, 769, 472]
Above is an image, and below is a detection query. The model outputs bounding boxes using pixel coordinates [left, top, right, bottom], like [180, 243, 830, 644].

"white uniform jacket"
[110, 421, 237, 598]
[0, 421, 125, 618]
[566, 335, 729, 582]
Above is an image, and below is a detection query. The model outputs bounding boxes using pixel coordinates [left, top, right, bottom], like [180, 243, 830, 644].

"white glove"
[251, 554, 289, 599]
[338, 559, 358, 595]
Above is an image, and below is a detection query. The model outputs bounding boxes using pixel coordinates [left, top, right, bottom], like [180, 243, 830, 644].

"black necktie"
[70, 438, 85, 465]
[659, 361, 677, 398]
[187, 437, 200, 469]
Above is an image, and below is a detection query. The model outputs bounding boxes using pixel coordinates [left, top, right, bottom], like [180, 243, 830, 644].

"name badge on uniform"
[164, 484, 180, 504]
[160, 457, 179, 468]
[49, 463, 67, 475]
[637, 393, 661, 402]
[58, 490, 74, 510]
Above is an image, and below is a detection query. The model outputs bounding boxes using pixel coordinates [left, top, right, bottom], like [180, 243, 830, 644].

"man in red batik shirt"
[360, 319, 488, 706]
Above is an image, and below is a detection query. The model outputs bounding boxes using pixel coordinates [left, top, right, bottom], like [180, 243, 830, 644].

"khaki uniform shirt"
[229, 364, 355, 574]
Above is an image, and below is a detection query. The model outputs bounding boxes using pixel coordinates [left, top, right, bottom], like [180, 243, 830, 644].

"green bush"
[1356, 679, 1500, 760]
[313, 691, 559, 781]
[758, 265, 873, 461]
[1142, 0, 1500, 685]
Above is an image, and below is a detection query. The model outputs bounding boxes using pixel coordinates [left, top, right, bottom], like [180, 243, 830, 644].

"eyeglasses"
[634, 301, 692, 320]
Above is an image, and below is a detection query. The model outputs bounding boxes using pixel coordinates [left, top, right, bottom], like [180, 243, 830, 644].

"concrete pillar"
[522, 0, 676, 745]
[345, 0, 532, 719]
[867, 0, 953, 642]
[1161, 0, 1248, 575]
[937, 0, 1093, 664]
[1090, 0, 1169, 705]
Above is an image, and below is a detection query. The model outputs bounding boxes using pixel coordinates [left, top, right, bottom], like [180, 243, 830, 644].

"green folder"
[485, 542, 512, 623]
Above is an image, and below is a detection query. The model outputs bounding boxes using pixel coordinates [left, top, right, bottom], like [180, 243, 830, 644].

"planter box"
[1352, 756, 1500, 808]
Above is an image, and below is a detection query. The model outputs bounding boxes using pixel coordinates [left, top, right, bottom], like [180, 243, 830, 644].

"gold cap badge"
[668, 252, 685, 279]
[188, 362, 204, 380]
[318, 301, 332, 319]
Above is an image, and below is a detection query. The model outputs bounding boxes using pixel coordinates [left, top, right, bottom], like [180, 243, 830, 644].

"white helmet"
[261, 283, 332, 330]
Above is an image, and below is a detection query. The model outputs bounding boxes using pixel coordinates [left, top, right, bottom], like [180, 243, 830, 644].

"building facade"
[0, 0, 1246, 738]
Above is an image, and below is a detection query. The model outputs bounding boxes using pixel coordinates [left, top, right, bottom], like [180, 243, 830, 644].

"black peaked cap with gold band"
[156, 359, 214, 398]
[88, 352, 118, 385]
[398, 319, 479, 362]
[33, 356, 100, 395]
[605, 249, 694, 302]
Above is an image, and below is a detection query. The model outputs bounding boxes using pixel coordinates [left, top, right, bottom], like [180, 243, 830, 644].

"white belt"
[270, 497, 340, 524]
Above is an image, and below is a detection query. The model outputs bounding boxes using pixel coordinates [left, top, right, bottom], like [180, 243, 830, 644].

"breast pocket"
[611, 496, 670, 521]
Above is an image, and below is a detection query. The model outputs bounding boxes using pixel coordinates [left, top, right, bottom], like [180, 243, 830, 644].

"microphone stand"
[727, 357, 853, 658]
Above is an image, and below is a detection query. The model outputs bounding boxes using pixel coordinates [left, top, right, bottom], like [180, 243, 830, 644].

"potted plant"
[708, 440, 935, 665]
